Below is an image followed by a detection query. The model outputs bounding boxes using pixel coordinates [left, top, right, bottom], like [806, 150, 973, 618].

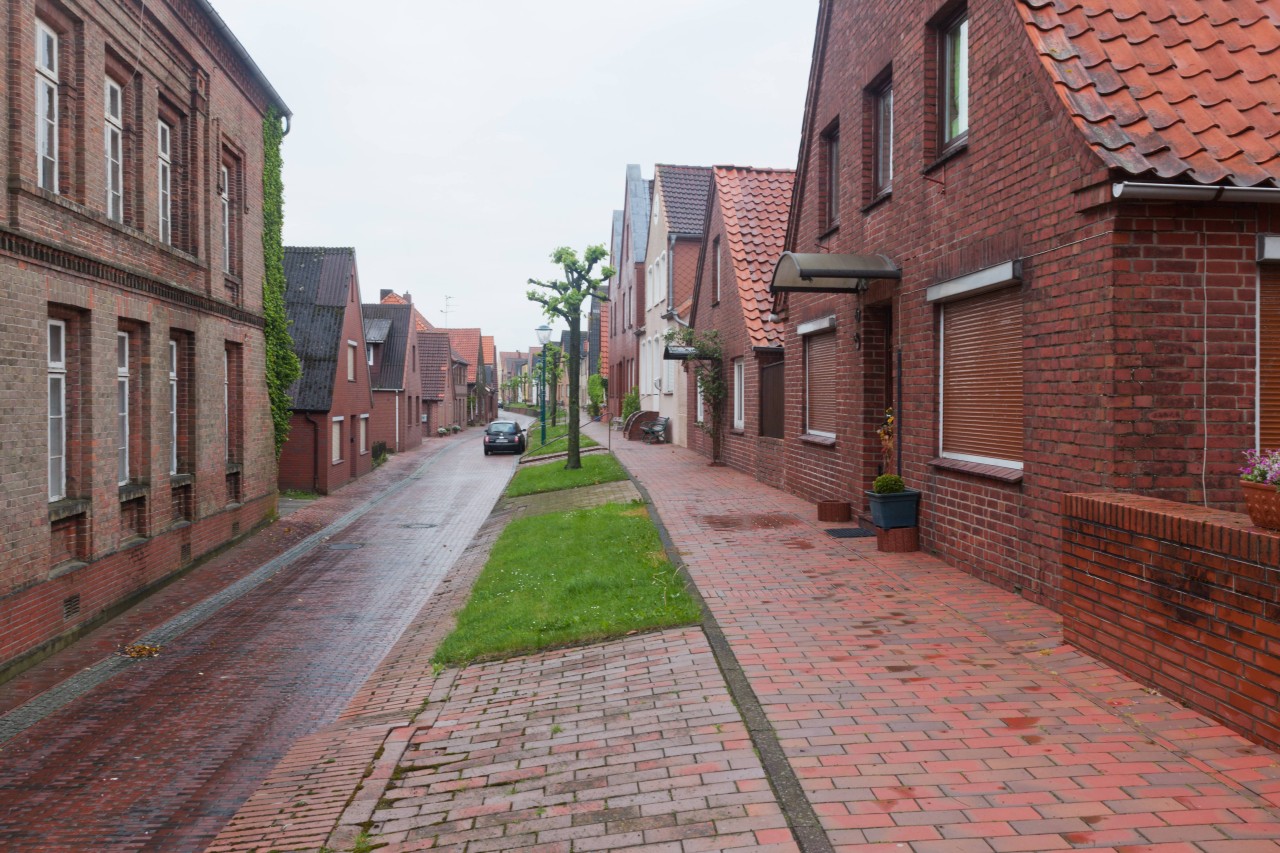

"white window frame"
[696, 378, 705, 423]
[105, 78, 124, 221]
[366, 343, 374, 365]
[157, 120, 172, 244]
[874, 79, 893, 195]
[223, 348, 230, 460]
[347, 341, 357, 381]
[359, 414, 369, 455]
[48, 319, 67, 501]
[220, 164, 231, 273]
[117, 331, 130, 485]
[36, 20, 59, 193]
[168, 340, 178, 475]
[331, 416, 344, 464]
[942, 14, 969, 145]
[664, 352, 675, 396]
[733, 359, 745, 430]
[802, 324, 838, 439]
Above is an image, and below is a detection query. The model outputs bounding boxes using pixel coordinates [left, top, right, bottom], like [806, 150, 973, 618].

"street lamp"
[536, 324, 552, 446]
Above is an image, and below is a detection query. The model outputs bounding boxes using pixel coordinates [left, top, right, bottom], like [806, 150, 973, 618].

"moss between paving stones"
[432, 501, 699, 665]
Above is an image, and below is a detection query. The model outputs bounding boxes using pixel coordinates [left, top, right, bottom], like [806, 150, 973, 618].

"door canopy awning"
[769, 252, 901, 294]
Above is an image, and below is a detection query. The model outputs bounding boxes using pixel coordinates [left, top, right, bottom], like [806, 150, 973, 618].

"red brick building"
[0, 0, 288, 674]
[278, 247, 374, 494]
[775, 0, 1280, 608]
[446, 328, 484, 424]
[361, 302, 422, 454]
[607, 166, 650, 417]
[687, 167, 795, 486]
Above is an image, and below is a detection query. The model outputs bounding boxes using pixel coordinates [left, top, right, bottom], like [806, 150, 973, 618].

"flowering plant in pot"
[1239, 448, 1280, 530]
[866, 473, 920, 529]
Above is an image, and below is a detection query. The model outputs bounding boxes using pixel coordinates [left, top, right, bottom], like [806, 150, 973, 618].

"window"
[116, 331, 130, 485]
[359, 415, 369, 454]
[733, 360, 745, 430]
[220, 165, 230, 272]
[940, 287, 1023, 467]
[223, 348, 229, 458]
[822, 124, 840, 230]
[157, 121, 172, 243]
[225, 343, 243, 463]
[48, 319, 67, 501]
[168, 339, 178, 475]
[804, 331, 838, 438]
[331, 417, 343, 464]
[696, 378, 705, 423]
[347, 341, 357, 381]
[1260, 271, 1280, 448]
[713, 238, 722, 303]
[941, 12, 969, 147]
[35, 19, 59, 192]
[872, 79, 893, 196]
[105, 78, 123, 221]
[366, 343, 374, 365]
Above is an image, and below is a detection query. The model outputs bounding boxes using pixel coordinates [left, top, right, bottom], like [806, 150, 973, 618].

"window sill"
[924, 139, 968, 175]
[49, 559, 88, 581]
[332, 460, 344, 466]
[799, 433, 837, 447]
[49, 498, 90, 523]
[119, 481, 149, 503]
[929, 456, 1023, 484]
[226, 461, 243, 475]
[730, 428, 745, 436]
[818, 223, 840, 241]
[170, 473, 195, 487]
[862, 190, 892, 214]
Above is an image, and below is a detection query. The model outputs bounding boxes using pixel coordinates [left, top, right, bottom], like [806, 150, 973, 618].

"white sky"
[210, 0, 818, 354]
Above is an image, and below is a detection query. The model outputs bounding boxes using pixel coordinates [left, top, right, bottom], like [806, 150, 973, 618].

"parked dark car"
[482, 420, 526, 455]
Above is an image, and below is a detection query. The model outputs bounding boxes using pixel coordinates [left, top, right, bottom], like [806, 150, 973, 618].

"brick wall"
[1063, 492, 1280, 751]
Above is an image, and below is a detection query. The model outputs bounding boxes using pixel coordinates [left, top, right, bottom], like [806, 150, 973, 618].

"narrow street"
[0, 427, 522, 853]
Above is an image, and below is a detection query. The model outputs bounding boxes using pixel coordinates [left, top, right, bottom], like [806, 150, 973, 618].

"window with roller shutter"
[1260, 270, 1280, 449]
[940, 286, 1023, 466]
[805, 332, 838, 438]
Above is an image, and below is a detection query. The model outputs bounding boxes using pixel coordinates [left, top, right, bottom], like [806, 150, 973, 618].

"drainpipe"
[303, 412, 320, 492]
[1112, 182, 1280, 204]
[395, 393, 400, 452]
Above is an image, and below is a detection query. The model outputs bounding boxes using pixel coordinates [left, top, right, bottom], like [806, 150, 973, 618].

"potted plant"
[866, 473, 920, 529]
[1240, 448, 1280, 530]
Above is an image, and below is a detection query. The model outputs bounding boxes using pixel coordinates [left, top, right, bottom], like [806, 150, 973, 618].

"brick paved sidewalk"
[593, 424, 1280, 852]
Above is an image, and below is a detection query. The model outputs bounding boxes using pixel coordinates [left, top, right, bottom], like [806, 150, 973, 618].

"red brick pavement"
[594, 425, 1280, 852]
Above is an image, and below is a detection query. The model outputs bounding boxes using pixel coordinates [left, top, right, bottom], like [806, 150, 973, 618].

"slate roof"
[282, 246, 358, 412]
[1019, 0, 1280, 187]
[625, 165, 651, 263]
[363, 318, 391, 344]
[707, 167, 795, 349]
[656, 165, 714, 235]
[362, 303, 412, 390]
[446, 328, 482, 384]
[419, 330, 452, 401]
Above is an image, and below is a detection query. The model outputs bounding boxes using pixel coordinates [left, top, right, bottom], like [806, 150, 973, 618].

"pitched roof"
[363, 318, 391, 344]
[625, 165, 651, 263]
[656, 165, 714, 235]
[707, 167, 796, 349]
[361, 303, 412, 390]
[418, 330, 451, 401]
[282, 246, 358, 411]
[381, 292, 408, 305]
[446, 328, 482, 383]
[1019, 0, 1280, 188]
[481, 336, 496, 367]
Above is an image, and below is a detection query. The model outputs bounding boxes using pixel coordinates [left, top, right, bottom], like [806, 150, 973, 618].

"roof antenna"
[441, 294, 454, 329]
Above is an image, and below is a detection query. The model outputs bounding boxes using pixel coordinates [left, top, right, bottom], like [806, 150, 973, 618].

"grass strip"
[505, 453, 627, 498]
[522, 421, 600, 458]
[433, 501, 700, 665]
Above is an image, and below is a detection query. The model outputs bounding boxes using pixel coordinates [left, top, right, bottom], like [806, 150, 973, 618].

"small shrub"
[622, 387, 640, 421]
[872, 473, 905, 494]
[451, 424, 461, 433]
[437, 427, 448, 436]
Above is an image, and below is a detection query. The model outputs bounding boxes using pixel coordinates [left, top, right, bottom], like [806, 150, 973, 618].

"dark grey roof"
[610, 210, 624, 269]
[363, 317, 392, 344]
[361, 303, 412, 391]
[626, 165, 650, 263]
[656, 165, 714, 236]
[282, 246, 358, 411]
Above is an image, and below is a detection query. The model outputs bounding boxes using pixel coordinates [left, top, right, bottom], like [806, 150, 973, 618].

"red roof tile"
[481, 335, 496, 367]
[714, 167, 796, 349]
[381, 292, 408, 304]
[1019, 0, 1280, 187]
[446, 328, 482, 383]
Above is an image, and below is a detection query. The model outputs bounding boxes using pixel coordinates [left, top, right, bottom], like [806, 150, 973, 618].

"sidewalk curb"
[623, 468, 837, 853]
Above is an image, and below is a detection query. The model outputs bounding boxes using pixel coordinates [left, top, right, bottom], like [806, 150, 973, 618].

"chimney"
[380, 289, 392, 300]
[404, 291, 412, 304]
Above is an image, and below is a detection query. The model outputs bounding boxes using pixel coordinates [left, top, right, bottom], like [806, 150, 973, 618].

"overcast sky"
[210, 0, 818, 354]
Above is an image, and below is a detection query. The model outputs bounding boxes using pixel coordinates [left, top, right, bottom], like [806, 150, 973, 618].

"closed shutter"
[760, 361, 785, 438]
[942, 287, 1023, 462]
[1261, 271, 1280, 449]
[805, 332, 838, 436]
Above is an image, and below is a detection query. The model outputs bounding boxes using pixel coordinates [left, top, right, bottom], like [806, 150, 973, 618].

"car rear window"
[490, 423, 517, 434]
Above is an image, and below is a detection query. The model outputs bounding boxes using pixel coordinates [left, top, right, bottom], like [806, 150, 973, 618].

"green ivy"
[262, 108, 300, 458]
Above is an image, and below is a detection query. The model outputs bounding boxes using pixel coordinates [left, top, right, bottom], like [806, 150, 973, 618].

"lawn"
[522, 421, 600, 458]
[432, 501, 701, 665]
[505, 453, 628, 498]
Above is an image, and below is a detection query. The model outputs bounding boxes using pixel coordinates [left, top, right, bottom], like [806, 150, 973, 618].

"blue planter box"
[866, 488, 920, 529]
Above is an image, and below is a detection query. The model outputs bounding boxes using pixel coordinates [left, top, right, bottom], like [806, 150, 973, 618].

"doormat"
[825, 527, 874, 539]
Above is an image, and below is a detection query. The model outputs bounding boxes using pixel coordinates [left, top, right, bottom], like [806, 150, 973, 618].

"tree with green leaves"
[527, 246, 614, 469]
[541, 342, 565, 426]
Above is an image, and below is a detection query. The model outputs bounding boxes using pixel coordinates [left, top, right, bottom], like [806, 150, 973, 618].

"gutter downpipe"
[1112, 182, 1280, 204]
[303, 412, 320, 492]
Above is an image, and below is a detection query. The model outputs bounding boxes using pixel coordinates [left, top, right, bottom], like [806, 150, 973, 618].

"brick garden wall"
[1062, 492, 1280, 751]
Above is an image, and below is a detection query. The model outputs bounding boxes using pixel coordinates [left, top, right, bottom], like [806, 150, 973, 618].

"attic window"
[366, 343, 374, 365]
[939, 10, 969, 149]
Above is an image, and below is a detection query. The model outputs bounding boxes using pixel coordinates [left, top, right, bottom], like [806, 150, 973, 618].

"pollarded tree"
[527, 246, 614, 469]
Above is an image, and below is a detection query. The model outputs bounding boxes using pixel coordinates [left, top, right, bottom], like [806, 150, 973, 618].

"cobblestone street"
[0, 430, 519, 853]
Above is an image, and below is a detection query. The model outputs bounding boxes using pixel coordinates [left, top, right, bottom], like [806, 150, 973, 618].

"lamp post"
[536, 324, 552, 446]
